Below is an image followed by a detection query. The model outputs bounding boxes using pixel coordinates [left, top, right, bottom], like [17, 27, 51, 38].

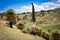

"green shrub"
[30, 27, 43, 36]
[36, 21, 42, 25]
[37, 29, 43, 36]
[30, 27, 38, 35]
[23, 15, 27, 20]
[42, 31, 51, 40]
[52, 31, 60, 40]
[37, 27, 43, 36]
[22, 27, 31, 33]
[16, 21, 26, 30]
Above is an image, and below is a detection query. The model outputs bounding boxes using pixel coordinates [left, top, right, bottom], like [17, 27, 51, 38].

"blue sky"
[0, 0, 60, 13]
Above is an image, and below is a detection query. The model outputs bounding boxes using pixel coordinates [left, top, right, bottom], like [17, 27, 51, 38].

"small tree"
[32, 3, 35, 23]
[6, 9, 16, 28]
[6, 9, 16, 20]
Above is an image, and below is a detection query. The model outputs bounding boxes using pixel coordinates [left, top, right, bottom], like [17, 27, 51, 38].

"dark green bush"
[42, 31, 51, 40]
[52, 31, 60, 40]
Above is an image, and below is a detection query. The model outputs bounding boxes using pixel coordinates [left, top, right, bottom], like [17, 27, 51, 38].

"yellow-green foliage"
[22, 27, 31, 33]
[52, 31, 60, 35]
[16, 21, 26, 29]
[37, 27, 43, 36]
[18, 21, 26, 25]
[42, 31, 51, 40]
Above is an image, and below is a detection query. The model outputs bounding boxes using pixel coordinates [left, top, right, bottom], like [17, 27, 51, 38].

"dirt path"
[0, 20, 45, 40]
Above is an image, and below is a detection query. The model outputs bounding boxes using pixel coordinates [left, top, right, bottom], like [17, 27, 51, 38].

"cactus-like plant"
[32, 3, 35, 23]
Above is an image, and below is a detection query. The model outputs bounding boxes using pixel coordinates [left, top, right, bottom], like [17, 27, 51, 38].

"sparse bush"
[17, 16, 22, 21]
[30, 27, 42, 36]
[38, 27, 43, 36]
[22, 27, 31, 33]
[52, 31, 60, 40]
[37, 28, 42, 36]
[48, 30, 51, 33]
[36, 21, 42, 25]
[6, 9, 16, 21]
[23, 15, 27, 20]
[16, 21, 26, 30]
[42, 31, 51, 40]
[30, 27, 38, 35]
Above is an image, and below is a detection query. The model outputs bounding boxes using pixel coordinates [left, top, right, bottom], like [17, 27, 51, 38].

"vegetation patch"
[40, 25, 60, 31]
[16, 21, 26, 30]
[22, 27, 31, 33]
[52, 31, 60, 40]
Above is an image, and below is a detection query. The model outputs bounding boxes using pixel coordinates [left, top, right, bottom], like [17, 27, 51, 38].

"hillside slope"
[41, 10, 60, 25]
[0, 20, 45, 40]
[16, 8, 60, 26]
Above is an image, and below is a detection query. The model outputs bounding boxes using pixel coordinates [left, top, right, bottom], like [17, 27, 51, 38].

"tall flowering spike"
[32, 3, 35, 23]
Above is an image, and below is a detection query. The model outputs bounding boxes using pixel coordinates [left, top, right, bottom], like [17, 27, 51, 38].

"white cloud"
[15, 5, 32, 13]
[42, 2, 60, 10]
[58, 0, 60, 2]
[15, 2, 60, 13]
